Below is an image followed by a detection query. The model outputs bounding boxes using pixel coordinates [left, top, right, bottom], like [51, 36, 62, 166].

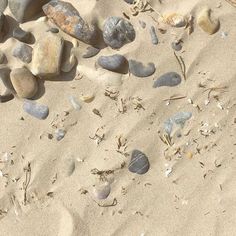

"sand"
[0, 0, 236, 235]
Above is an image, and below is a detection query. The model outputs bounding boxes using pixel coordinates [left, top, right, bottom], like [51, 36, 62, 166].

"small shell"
[163, 13, 187, 27]
[80, 94, 94, 103]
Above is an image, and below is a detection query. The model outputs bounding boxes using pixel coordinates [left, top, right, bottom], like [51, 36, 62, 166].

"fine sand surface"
[0, 0, 236, 235]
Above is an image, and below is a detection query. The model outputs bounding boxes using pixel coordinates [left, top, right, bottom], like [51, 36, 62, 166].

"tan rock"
[10, 68, 38, 98]
[31, 33, 64, 78]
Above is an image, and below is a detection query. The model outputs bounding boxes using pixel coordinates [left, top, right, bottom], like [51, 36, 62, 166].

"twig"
[23, 162, 31, 205]
[174, 52, 187, 80]
[163, 95, 187, 102]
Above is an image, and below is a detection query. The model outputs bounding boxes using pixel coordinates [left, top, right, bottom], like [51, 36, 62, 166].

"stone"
[0, 0, 8, 12]
[23, 100, 49, 120]
[0, 12, 6, 41]
[124, 0, 134, 3]
[12, 43, 32, 63]
[129, 60, 155, 77]
[171, 41, 182, 51]
[31, 33, 64, 78]
[103, 16, 135, 49]
[61, 54, 76, 73]
[150, 26, 158, 45]
[197, 8, 220, 35]
[0, 50, 6, 64]
[47, 27, 59, 33]
[128, 149, 150, 175]
[0, 88, 14, 103]
[163, 13, 187, 27]
[93, 182, 111, 200]
[43, 1, 97, 45]
[13, 27, 32, 43]
[139, 20, 146, 28]
[10, 68, 38, 98]
[69, 95, 81, 111]
[153, 72, 181, 88]
[97, 54, 128, 73]
[0, 66, 15, 92]
[9, 0, 49, 23]
[82, 46, 100, 58]
[55, 129, 66, 141]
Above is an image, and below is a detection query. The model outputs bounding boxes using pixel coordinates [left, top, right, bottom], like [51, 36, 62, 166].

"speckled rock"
[10, 68, 38, 98]
[129, 60, 155, 77]
[150, 26, 158, 45]
[103, 16, 135, 49]
[12, 43, 32, 63]
[9, 0, 50, 23]
[82, 46, 100, 58]
[0, 0, 8, 13]
[128, 149, 150, 175]
[23, 100, 49, 119]
[97, 54, 128, 73]
[13, 27, 32, 43]
[153, 72, 181, 88]
[43, 1, 97, 45]
[93, 182, 111, 200]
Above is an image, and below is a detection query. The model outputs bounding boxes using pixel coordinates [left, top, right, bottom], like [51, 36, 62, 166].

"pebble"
[128, 150, 150, 174]
[13, 27, 32, 43]
[93, 182, 111, 200]
[103, 16, 136, 49]
[10, 68, 38, 98]
[12, 43, 33, 63]
[150, 26, 158, 45]
[0, 88, 14, 103]
[9, 0, 49, 23]
[171, 41, 182, 51]
[129, 60, 155, 77]
[139, 20, 146, 29]
[23, 100, 49, 120]
[0, 50, 6, 64]
[61, 53, 77, 73]
[0, 0, 8, 13]
[47, 27, 59, 34]
[55, 129, 66, 141]
[82, 46, 100, 58]
[124, 0, 134, 3]
[97, 54, 128, 73]
[0, 66, 15, 92]
[197, 8, 220, 35]
[153, 72, 181, 88]
[163, 13, 187, 27]
[0, 12, 6, 40]
[69, 95, 81, 111]
[43, 1, 97, 45]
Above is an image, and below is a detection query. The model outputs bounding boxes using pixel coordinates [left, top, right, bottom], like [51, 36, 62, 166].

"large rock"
[10, 68, 38, 98]
[9, 0, 50, 23]
[31, 33, 64, 78]
[43, 1, 97, 45]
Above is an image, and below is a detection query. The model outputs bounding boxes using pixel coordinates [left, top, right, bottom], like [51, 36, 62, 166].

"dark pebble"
[82, 46, 100, 58]
[47, 28, 59, 33]
[124, 0, 134, 3]
[171, 41, 182, 51]
[150, 26, 158, 45]
[153, 72, 181, 88]
[13, 27, 31, 43]
[0, 89, 14, 103]
[12, 43, 33, 63]
[129, 60, 155, 77]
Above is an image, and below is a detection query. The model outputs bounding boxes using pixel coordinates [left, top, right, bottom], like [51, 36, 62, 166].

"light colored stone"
[93, 182, 111, 200]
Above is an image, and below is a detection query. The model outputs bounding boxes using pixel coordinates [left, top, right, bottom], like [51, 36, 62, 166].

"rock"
[43, 1, 97, 45]
[197, 8, 220, 35]
[23, 100, 49, 120]
[97, 54, 128, 73]
[129, 60, 155, 77]
[12, 43, 33, 63]
[10, 68, 38, 98]
[93, 182, 111, 200]
[31, 33, 64, 78]
[0, 12, 6, 41]
[153, 72, 181, 87]
[13, 27, 32, 43]
[128, 149, 150, 175]
[163, 13, 187, 27]
[150, 26, 158, 45]
[171, 41, 182, 51]
[124, 0, 134, 3]
[0, 50, 6, 64]
[0, 66, 15, 92]
[164, 112, 192, 135]
[9, 0, 49, 23]
[103, 16, 136, 49]
[47, 27, 59, 33]
[69, 95, 81, 111]
[139, 20, 146, 28]
[82, 46, 100, 58]
[0, 88, 14, 103]
[55, 129, 66, 141]
[61, 54, 76, 73]
[0, 0, 8, 12]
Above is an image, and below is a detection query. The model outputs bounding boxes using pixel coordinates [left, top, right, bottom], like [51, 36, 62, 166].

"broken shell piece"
[162, 13, 187, 27]
[80, 94, 94, 103]
[93, 182, 111, 200]
[197, 8, 220, 35]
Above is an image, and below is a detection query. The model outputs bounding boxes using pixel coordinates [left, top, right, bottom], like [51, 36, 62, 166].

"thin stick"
[23, 162, 31, 205]
[174, 52, 187, 81]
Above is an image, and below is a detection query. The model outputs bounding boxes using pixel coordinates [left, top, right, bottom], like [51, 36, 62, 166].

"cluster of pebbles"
[0, 0, 225, 201]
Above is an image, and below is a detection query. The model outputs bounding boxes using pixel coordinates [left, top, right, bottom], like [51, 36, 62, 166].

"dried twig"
[174, 52, 187, 81]
[23, 162, 31, 205]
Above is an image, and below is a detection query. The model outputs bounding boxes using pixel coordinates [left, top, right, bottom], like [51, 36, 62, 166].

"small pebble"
[93, 182, 111, 200]
[69, 95, 81, 111]
[0, 88, 14, 103]
[124, 0, 134, 3]
[139, 20, 146, 28]
[82, 46, 100, 58]
[171, 41, 182, 51]
[163, 13, 187, 27]
[128, 149, 150, 175]
[55, 129, 66, 141]
[47, 28, 59, 33]
[23, 100, 49, 120]
[12, 43, 32, 63]
[153, 72, 181, 88]
[13, 27, 31, 43]
[129, 60, 155, 77]
[150, 26, 158, 45]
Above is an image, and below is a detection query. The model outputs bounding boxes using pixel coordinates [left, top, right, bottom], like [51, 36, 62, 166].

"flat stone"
[103, 16, 135, 49]
[82, 46, 100, 58]
[153, 72, 181, 88]
[93, 182, 111, 200]
[43, 1, 97, 45]
[0, 0, 8, 12]
[128, 149, 150, 175]
[0, 50, 6, 64]
[55, 129, 66, 141]
[171, 41, 182, 51]
[23, 100, 49, 120]
[97, 54, 128, 73]
[31, 33, 64, 78]
[12, 43, 33, 63]
[124, 0, 134, 3]
[10, 68, 38, 98]
[13, 27, 32, 43]
[150, 26, 158, 45]
[129, 60, 155, 77]
[9, 0, 49, 23]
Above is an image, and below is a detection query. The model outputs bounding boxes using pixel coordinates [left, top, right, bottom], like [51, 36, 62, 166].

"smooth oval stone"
[12, 43, 33, 63]
[55, 129, 66, 141]
[93, 182, 111, 200]
[103, 16, 135, 49]
[150, 26, 158, 45]
[171, 41, 182, 51]
[153, 72, 181, 88]
[23, 100, 49, 120]
[97, 54, 128, 73]
[129, 60, 155, 77]
[128, 149, 150, 175]
[13, 27, 32, 43]
[82, 46, 100, 58]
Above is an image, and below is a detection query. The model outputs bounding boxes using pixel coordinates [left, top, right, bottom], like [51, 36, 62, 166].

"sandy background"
[0, 0, 236, 235]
